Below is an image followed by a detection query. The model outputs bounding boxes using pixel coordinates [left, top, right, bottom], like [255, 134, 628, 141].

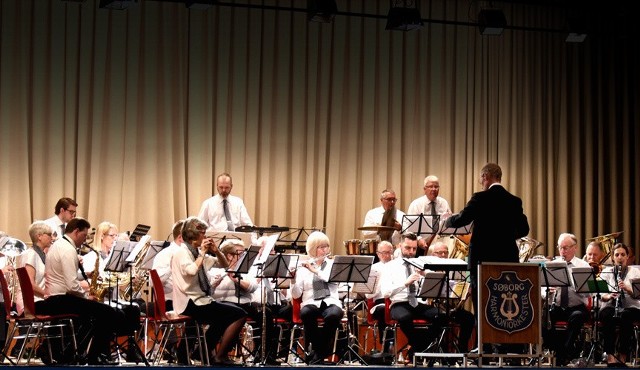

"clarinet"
[614, 265, 624, 317]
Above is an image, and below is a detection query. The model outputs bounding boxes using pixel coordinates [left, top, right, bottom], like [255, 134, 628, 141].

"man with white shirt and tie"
[43, 197, 78, 239]
[198, 173, 253, 232]
[405, 176, 451, 255]
[544, 233, 589, 366]
[381, 233, 444, 361]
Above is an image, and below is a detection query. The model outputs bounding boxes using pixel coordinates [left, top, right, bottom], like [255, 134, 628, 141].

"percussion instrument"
[362, 239, 378, 254]
[344, 239, 362, 255]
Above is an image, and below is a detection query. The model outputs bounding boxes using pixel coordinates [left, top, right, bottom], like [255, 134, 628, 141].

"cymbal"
[357, 225, 396, 232]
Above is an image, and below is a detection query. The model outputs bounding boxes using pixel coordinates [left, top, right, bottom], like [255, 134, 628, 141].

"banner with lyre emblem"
[478, 262, 541, 345]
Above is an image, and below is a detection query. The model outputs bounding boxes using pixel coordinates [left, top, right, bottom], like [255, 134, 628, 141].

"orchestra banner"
[478, 262, 541, 345]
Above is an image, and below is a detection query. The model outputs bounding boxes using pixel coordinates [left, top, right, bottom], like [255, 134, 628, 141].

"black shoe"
[265, 357, 282, 365]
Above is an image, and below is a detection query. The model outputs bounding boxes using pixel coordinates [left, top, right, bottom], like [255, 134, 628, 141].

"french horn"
[518, 237, 544, 263]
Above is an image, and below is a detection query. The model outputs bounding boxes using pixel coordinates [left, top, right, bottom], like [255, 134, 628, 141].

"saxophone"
[89, 249, 109, 301]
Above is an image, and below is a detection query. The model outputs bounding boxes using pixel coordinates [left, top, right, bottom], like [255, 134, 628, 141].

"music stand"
[226, 245, 261, 304]
[275, 227, 322, 253]
[438, 222, 473, 237]
[129, 224, 151, 242]
[328, 255, 374, 365]
[256, 253, 299, 365]
[105, 240, 150, 366]
[631, 278, 640, 299]
[572, 266, 610, 365]
[402, 214, 440, 237]
[539, 260, 570, 332]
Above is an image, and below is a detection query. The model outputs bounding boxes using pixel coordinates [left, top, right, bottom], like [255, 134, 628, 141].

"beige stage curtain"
[0, 0, 638, 259]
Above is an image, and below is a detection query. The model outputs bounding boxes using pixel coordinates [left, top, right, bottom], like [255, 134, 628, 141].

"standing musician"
[381, 233, 445, 361]
[198, 173, 253, 232]
[170, 216, 247, 366]
[291, 231, 343, 365]
[43, 197, 78, 240]
[406, 176, 452, 256]
[41, 217, 127, 365]
[362, 189, 405, 245]
[543, 233, 590, 366]
[599, 243, 640, 367]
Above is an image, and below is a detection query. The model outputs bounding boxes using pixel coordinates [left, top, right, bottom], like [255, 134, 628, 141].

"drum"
[362, 239, 378, 254]
[344, 239, 362, 255]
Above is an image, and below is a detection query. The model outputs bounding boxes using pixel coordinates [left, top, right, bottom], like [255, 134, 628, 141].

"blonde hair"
[306, 231, 330, 257]
[94, 221, 118, 251]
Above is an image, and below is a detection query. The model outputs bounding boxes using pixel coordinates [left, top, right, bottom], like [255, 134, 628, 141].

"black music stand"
[205, 231, 253, 250]
[226, 245, 261, 304]
[631, 278, 640, 299]
[438, 222, 473, 237]
[275, 227, 322, 253]
[105, 240, 150, 366]
[539, 260, 571, 331]
[572, 266, 610, 365]
[256, 253, 299, 365]
[328, 255, 374, 365]
[402, 214, 440, 237]
[129, 224, 151, 242]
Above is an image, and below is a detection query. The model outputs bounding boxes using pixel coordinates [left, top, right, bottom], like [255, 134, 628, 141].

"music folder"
[571, 266, 609, 293]
[417, 271, 446, 299]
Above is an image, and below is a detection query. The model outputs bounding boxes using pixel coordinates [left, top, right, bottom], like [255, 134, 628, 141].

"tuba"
[0, 236, 26, 304]
[448, 235, 469, 260]
[518, 237, 544, 262]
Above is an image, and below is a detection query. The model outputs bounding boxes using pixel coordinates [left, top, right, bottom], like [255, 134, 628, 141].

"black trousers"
[300, 302, 343, 358]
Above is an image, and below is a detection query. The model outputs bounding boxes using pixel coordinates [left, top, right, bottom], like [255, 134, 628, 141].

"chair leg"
[286, 324, 305, 364]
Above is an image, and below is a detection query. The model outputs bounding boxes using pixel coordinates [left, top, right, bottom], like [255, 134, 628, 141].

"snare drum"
[344, 239, 362, 255]
[362, 239, 378, 254]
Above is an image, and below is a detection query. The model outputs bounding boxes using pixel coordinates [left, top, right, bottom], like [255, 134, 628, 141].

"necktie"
[429, 201, 437, 216]
[60, 224, 66, 238]
[223, 199, 234, 231]
[560, 262, 571, 307]
[405, 262, 418, 307]
[312, 261, 330, 300]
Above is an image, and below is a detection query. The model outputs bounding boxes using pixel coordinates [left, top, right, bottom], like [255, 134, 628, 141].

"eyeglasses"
[382, 198, 398, 202]
[106, 234, 118, 238]
[557, 243, 577, 250]
[377, 251, 392, 255]
[66, 209, 77, 215]
[317, 245, 330, 250]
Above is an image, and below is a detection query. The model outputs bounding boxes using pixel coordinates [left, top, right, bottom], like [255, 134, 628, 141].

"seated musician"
[585, 240, 606, 269]
[427, 241, 475, 353]
[209, 239, 281, 365]
[543, 233, 590, 366]
[291, 231, 343, 365]
[599, 243, 640, 367]
[78, 221, 144, 363]
[380, 232, 445, 361]
[41, 218, 129, 365]
[170, 216, 247, 365]
[365, 240, 394, 353]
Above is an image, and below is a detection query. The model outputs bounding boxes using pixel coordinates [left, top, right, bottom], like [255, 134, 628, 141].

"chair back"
[149, 269, 168, 320]
[292, 296, 302, 324]
[16, 267, 35, 319]
[0, 271, 13, 318]
[366, 298, 375, 325]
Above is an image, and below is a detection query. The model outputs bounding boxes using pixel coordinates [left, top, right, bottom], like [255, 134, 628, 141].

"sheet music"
[254, 234, 278, 265]
[352, 275, 377, 294]
[126, 235, 151, 263]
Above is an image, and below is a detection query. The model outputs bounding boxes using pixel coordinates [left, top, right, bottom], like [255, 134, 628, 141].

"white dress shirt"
[365, 261, 391, 301]
[406, 195, 451, 216]
[362, 206, 406, 245]
[152, 242, 182, 297]
[198, 194, 253, 232]
[210, 265, 258, 305]
[20, 248, 46, 302]
[381, 257, 421, 306]
[291, 258, 342, 309]
[170, 244, 213, 314]
[44, 215, 66, 238]
[45, 236, 86, 298]
[602, 265, 640, 310]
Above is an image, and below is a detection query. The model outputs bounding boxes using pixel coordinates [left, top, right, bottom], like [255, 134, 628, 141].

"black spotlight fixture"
[385, 0, 424, 31]
[99, 0, 136, 10]
[307, 0, 338, 23]
[565, 14, 587, 42]
[478, 8, 507, 35]
[186, 0, 216, 10]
